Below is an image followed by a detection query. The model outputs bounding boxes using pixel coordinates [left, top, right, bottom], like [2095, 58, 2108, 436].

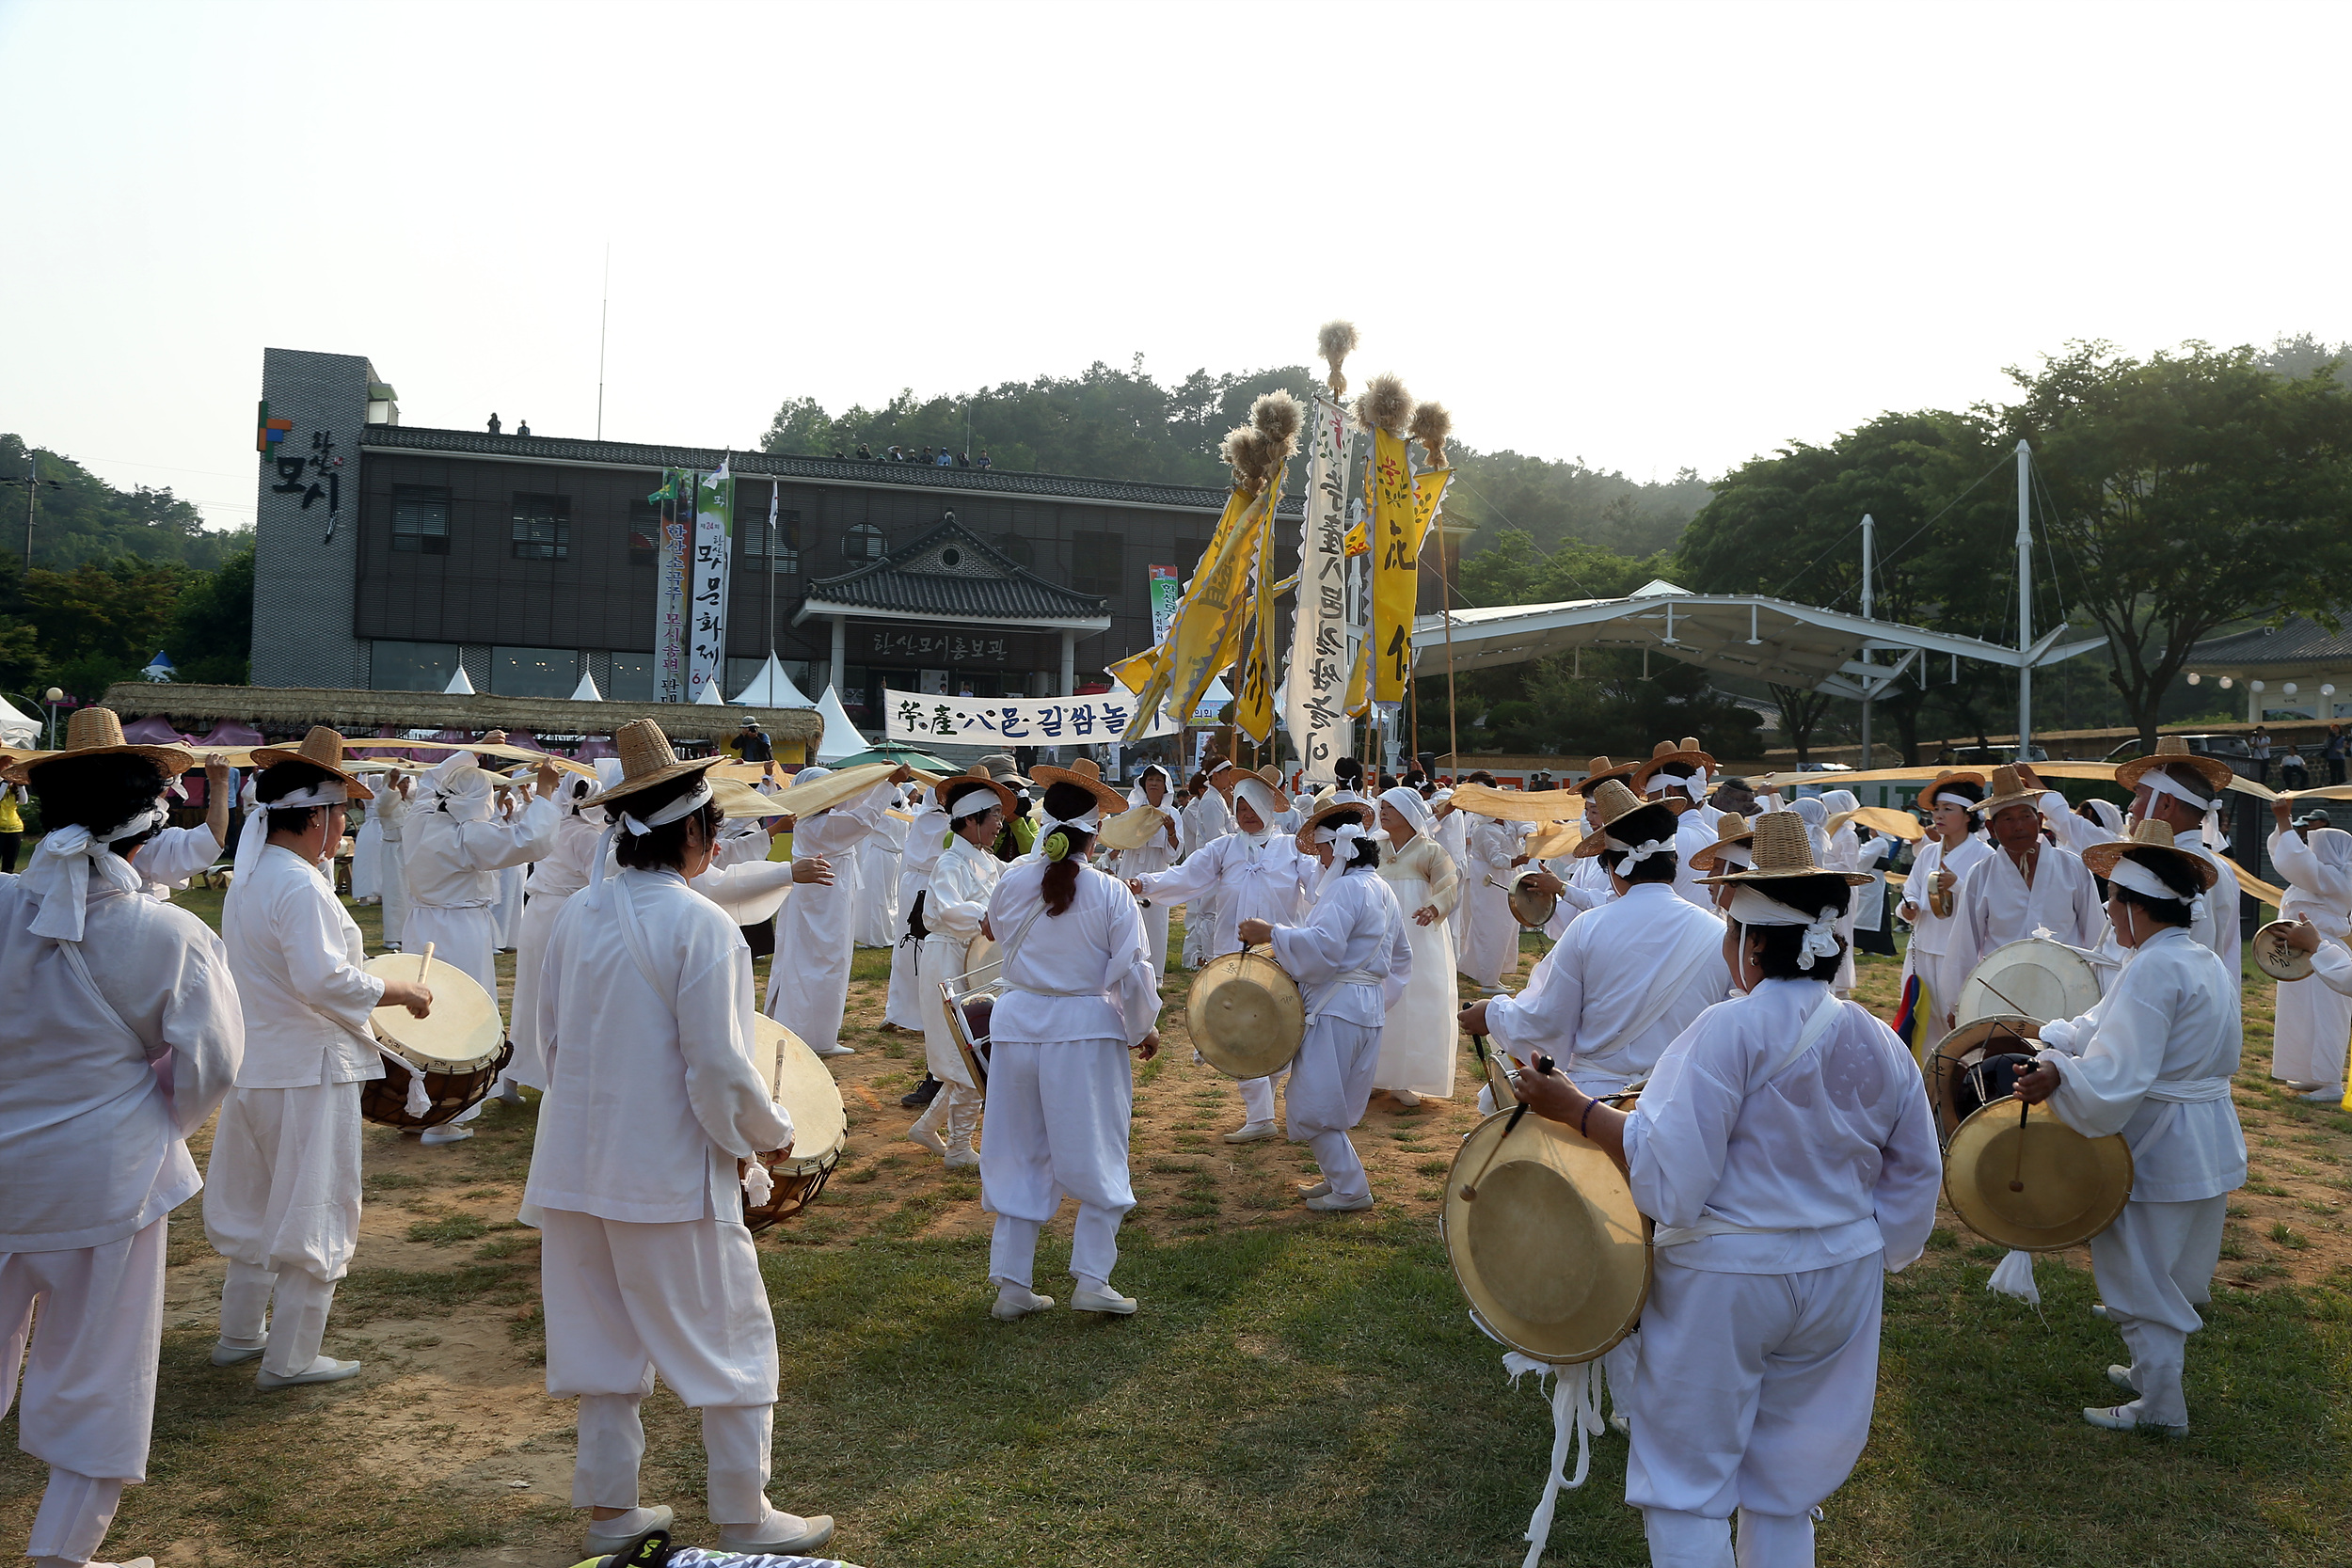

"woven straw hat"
[1915, 769, 1987, 814]
[1570, 778, 1686, 860]
[249, 724, 378, 800]
[1293, 798, 1375, 855]
[7, 705, 195, 786]
[2080, 817, 2219, 890]
[2114, 735, 2235, 797]
[1257, 764, 1283, 786]
[582, 719, 725, 810]
[939, 765, 1018, 821]
[1972, 765, 2046, 821]
[1030, 756, 1129, 816]
[1696, 810, 1875, 886]
[974, 751, 1031, 787]
[1629, 736, 1716, 797]
[1572, 754, 1639, 795]
[1688, 812, 1756, 873]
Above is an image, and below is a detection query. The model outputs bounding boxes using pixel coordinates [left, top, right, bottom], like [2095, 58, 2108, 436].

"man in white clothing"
[205, 727, 433, 1387]
[2016, 822, 2246, 1433]
[372, 768, 417, 951]
[1899, 770, 1993, 1035]
[2265, 798, 2352, 1101]
[882, 779, 951, 1036]
[528, 721, 832, 1558]
[1629, 737, 1724, 911]
[2116, 736, 2243, 984]
[1956, 765, 2106, 977]
[1, 712, 245, 1568]
[1512, 813, 1940, 1568]
[764, 763, 914, 1056]
[1458, 775, 1531, 990]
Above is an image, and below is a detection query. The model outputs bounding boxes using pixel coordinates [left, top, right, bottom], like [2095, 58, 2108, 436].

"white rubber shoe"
[584, 1505, 673, 1555]
[1224, 1120, 1278, 1144]
[209, 1337, 265, 1366]
[718, 1510, 834, 1555]
[256, 1356, 361, 1389]
[1304, 1191, 1375, 1213]
[992, 1286, 1055, 1322]
[1073, 1284, 1138, 1315]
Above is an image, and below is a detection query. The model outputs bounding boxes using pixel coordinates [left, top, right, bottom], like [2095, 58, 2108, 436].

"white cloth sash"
[1653, 990, 1843, 1251]
[2133, 1072, 2233, 1165]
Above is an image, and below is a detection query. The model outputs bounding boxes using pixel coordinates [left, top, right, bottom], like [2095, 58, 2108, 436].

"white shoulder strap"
[1756, 989, 1844, 1087]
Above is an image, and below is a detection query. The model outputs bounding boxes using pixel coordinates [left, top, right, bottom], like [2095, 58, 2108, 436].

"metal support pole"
[2015, 439, 2034, 757]
[1059, 629, 1076, 699]
[1859, 514, 1874, 765]
[830, 614, 847, 696]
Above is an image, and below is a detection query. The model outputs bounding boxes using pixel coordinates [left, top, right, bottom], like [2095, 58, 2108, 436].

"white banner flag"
[1283, 394, 1351, 784]
[883, 687, 1178, 747]
[686, 461, 733, 702]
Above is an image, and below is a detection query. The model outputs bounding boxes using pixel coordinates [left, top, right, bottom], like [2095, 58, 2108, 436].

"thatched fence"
[98, 683, 824, 750]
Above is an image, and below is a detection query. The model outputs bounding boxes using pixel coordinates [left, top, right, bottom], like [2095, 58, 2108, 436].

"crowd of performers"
[7, 703, 2349, 1568]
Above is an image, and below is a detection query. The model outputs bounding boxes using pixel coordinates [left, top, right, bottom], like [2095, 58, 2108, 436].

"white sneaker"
[944, 1148, 979, 1171]
[1073, 1284, 1138, 1315]
[1224, 1120, 1278, 1144]
[256, 1355, 362, 1389]
[1296, 1179, 1333, 1199]
[2299, 1086, 2344, 1102]
[1305, 1191, 1375, 1213]
[210, 1337, 265, 1366]
[992, 1286, 1055, 1322]
[811, 1041, 857, 1058]
[906, 1122, 947, 1156]
[717, 1510, 834, 1555]
[2083, 1402, 2185, 1436]
[420, 1125, 472, 1146]
[584, 1505, 674, 1555]
[1390, 1089, 1422, 1108]
[2107, 1364, 2138, 1394]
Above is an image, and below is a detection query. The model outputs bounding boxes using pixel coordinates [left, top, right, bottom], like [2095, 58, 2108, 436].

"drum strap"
[996, 901, 1096, 998]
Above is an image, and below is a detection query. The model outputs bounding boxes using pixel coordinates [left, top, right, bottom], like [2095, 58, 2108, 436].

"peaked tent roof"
[444, 666, 477, 695]
[796, 516, 1113, 629]
[814, 686, 868, 763]
[730, 653, 817, 708]
[0, 693, 39, 748]
[693, 677, 725, 705]
[569, 671, 604, 702]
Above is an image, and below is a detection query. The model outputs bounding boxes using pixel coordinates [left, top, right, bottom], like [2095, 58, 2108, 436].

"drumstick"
[1460, 1101, 1531, 1202]
[2010, 1096, 2030, 1192]
[418, 942, 435, 987]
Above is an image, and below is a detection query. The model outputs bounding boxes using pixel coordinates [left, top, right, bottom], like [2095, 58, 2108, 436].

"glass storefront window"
[492, 645, 579, 699]
[372, 640, 459, 691]
[607, 652, 656, 702]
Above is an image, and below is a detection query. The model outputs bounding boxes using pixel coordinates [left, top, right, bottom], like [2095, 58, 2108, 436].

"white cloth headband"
[233, 781, 350, 887]
[584, 778, 715, 908]
[1311, 819, 1384, 898]
[1727, 885, 1842, 971]
[948, 787, 1002, 822]
[1232, 778, 1282, 826]
[24, 801, 170, 942]
[1650, 766, 1708, 801]
[1604, 833, 1671, 865]
[2106, 854, 2207, 920]
[2138, 767, 2215, 812]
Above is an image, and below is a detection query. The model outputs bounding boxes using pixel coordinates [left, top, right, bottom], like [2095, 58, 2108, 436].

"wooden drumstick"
[418, 942, 435, 986]
[1460, 1101, 1531, 1202]
[2010, 1095, 2030, 1192]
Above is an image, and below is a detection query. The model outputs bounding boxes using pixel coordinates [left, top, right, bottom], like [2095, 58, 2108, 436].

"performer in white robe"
[373, 770, 416, 951]
[1899, 771, 1993, 1034]
[979, 771, 1161, 1320]
[2019, 822, 2246, 1433]
[402, 759, 560, 998]
[1511, 812, 1939, 1568]
[1956, 766, 2106, 976]
[348, 795, 381, 903]
[1432, 789, 1470, 950]
[883, 783, 951, 1034]
[506, 770, 612, 1096]
[206, 728, 433, 1387]
[1459, 801, 1528, 990]
[2118, 739, 2242, 982]
[124, 753, 232, 907]
[1238, 803, 1412, 1213]
[1371, 786, 1459, 1104]
[524, 721, 832, 1558]
[852, 795, 907, 948]
[1178, 770, 1235, 970]
[1629, 737, 1722, 911]
[2265, 798, 2352, 1101]
[763, 766, 911, 1055]
[1131, 775, 1312, 1140]
[911, 774, 1017, 1169]
[1, 716, 243, 1568]
[1107, 766, 1182, 981]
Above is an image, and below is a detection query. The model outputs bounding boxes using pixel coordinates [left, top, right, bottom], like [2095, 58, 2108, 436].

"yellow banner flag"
[1370, 427, 1421, 709]
[1410, 465, 1452, 554]
[1106, 644, 1165, 695]
[1122, 483, 1261, 742]
[1343, 633, 1371, 719]
[1233, 483, 1283, 742]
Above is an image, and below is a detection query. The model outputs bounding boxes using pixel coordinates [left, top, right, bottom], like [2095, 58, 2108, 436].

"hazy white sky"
[2, 0, 2345, 533]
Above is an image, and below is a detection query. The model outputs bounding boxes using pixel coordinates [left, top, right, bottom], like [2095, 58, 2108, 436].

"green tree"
[0, 435, 247, 571]
[1999, 341, 2352, 749]
[169, 543, 254, 685]
[22, 557, 195, 702]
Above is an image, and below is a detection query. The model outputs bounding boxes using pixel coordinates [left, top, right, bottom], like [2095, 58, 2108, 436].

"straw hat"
[1942, 1097, 2132, 1253]
[2114, 735, 2234, 797]
[2080, 818, 2219, 890]
[1915, 769, 1986, 814]
[1629, 736, 1716, 797]
[6, 705, 196, 785]
[582, 718, 725, 810]
[973, 751, 1031, 787]
[1030, 756, 1129, 816]
[1571, 754, 1639, 795]
[1972, 765, 2049, 821]
[1293, 798, 1375, 855]
[938, 765, 1018, 821]
[1257, 764, 1283, 786]
[1688, 812, 1756, 874]
[1696, 811, 1876, 886]
[1570, 778, 1686, 859]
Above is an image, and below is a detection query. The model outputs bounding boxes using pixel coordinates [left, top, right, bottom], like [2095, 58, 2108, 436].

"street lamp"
[41, 687, 61, 750]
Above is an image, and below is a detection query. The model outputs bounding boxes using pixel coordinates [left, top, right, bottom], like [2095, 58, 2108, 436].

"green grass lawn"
[4, 894, 2346, 1567]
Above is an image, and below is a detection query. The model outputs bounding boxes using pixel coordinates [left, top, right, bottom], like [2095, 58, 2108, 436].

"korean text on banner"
[651, 467, 696, 703]
[1369, 428, 1418, 713]
[885, 689, 1177, 745]
[1283, 395, 1350, 781]
[1234, 492, 1281, 742]
[1148, 564, 1181, 643]
[687, 462, 734, 702]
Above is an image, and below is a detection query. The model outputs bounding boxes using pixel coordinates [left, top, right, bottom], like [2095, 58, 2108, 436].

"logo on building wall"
[256, 401, 293, 454]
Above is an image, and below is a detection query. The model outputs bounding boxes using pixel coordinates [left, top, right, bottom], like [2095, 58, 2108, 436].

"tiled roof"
[804, 517, 1110, 622]
[360, 424, 1301, 517]
[2187, 612, 2352, 667]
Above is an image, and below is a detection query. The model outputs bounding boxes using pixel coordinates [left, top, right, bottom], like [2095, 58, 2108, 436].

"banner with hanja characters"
[883, 688, 1179, 747]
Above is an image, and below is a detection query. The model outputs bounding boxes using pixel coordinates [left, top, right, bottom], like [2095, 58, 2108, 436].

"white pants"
[1239, 1071, 1286, 1127]
[882, 872, 930, 1031]
[1139, 899, 1169, 983]
[218, 1258, 340, 1378]
[1628, 1253, 1884, 1557]
[912, 1081, 982, 1153]
[2, 1218, 167, 1493]
[766, 886, 855, 1050]
[538, 1208, 780, 1526]
[379, 835, 410, 948]
[1182, 895, 1217, 969]
[1284, 1017, 1382, 1204]
[979, 1038, 1136, 1291]
[2272, 955, 2352, 1090]
[203, 1081, 364, 1281]
[2090, 1195, 2226, 1428]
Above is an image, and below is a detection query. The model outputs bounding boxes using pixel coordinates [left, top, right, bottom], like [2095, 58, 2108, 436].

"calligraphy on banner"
[1281, 395, 1351, 781]
[687, 461, 734, 703]
[884, 688, 1177, 744]
[650, 467, 696, 704]
[1368, 427, 1418, 713]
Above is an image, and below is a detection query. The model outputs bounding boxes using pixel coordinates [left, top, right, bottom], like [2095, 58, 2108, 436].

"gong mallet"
[2010, 1092, 2031, 1193]
[1460, 1052, 1556, 1202]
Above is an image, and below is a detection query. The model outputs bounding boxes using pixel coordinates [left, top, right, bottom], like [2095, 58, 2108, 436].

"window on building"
[513, 494, 571, 560]
[627, 499, 660, 566]
[390, 485, 451, 554]
[843, 523, 886, 563]
[491, 645, 579, 698]
[1072, 530, 1123, 597]
[371, 640, 460, 691]
[724, 657, 766, 700]
[741, 509, 802, 572]
[607, 651, 656, 701]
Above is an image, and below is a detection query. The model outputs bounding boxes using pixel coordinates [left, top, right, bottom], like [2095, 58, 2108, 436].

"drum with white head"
[742, 1015, 848, 1231]
[358, 951, 510, 1130]
[1954, 938, 2101, 1029]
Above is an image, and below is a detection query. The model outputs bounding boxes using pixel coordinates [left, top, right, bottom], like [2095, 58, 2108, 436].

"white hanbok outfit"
[1460, 815, 1526, 988]
[1435, 800, 1471, 949]
[1373, 830, 1460, 1098]
[1133, 826, 1313, 1126]
[1107, 781, 1181, 981]
[495, 861, 526, 950]
[852, 802, 907, 948]
[508, 786, 607, 1092]
[1267, 862, 1411, 1206]
[1850, 837, 1891, 942]
[883, 798, 949, 1032]
[2033, 926, 2246, 1429]
[1622, 977, 1941, 1567]
[373, 784, 413, 949]
[1, 845, 241, 1567]
[915, 833, 1003, 1156]
[1177, 790, 1234, 969]
[764, 779, 896, 1050]
[525, 865, 797, 1532]
[1900, 833, 1993, 1033]
[1958, 839, 2106, 976]
[350, 809, 382, 901]
[402, 784, 559, 1000]
[977, 859, 1158, 1295]
[133, 821, 222, 903]
[206, 844, 387, 1378]
[2269, 824, 2352, 1093]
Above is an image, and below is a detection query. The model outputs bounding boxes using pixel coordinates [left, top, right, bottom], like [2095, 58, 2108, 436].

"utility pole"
[23, 451, 35, 568]
[596, 244, 610, 440]
[2015, 439, 2034, 758]
[1858, 513, 1874, 766]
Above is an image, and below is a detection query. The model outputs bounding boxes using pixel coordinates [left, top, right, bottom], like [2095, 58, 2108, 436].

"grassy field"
[4, 893, 2347, 1568]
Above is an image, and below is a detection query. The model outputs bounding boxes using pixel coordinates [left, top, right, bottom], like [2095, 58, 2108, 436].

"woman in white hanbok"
[1371, 786, 1459, 1105]
[911, 775, 1016, 1168]
[1106, 766, 1182, 981]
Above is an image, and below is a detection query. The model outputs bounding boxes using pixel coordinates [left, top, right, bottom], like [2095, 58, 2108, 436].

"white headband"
[1727, 885, 1843, 971]
[1232, 778, 1282, 828]
[2137, 767, 2215, 813]
[1604, 833, 1672, 865]
[1311, 818, 1384, 897]
[2106, 854, 2207, 921]
[233, 781, 351, 886]
[584, 777, 715, 908]
[24, 800, 171, 942]
[1651, 766, 1708, 802]
[948, 787, 1002, 822]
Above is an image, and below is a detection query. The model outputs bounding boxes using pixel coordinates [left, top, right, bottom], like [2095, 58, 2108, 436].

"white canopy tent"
[730, 654, 817, 709]
[814, 686, 868, 763]
[0, 693, 38, 749]
[568, 671, 604, 702]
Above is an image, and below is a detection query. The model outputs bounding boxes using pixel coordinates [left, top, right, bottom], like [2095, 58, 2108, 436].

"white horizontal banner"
[882, 687, 1179, 746]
